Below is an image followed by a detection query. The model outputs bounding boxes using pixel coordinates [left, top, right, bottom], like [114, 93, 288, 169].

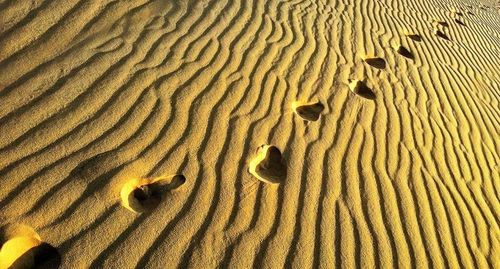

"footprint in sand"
[434, 29, 450, 40]
[396, 45, 414, 59]
[363, 57, 387, 69]
[433, 19, 449, 27]
[249, 145, 287, 184]
[406, 33, 422, 42]
[0, 224, 61, 269]
[348, 79, 376, 100]
[437, 21, 449, 27]
[454, 18, 466, 26]
[292, 101, 325, 122]
[120, 175, 186, 213]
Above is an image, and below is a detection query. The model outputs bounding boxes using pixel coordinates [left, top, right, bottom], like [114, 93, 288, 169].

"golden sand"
[0, 0, 499, 268]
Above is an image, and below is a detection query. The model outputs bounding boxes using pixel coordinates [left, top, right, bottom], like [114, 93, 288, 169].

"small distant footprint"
[293, 101, 325, 121]
[120, 175, 186, 213]
[435, 21, 449, 27]
[396, 45, 414, 59]
[348, 79, 376, 100]
[455, 19, 466, 26]
[434, 29, 450, 40]
[0, 224, 61, 269]
[406, 33, 422, 42]
[249, 145, 287, 184]
[363, 57, 387, 69]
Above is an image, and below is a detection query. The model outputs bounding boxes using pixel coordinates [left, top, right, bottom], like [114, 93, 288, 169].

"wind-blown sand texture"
[0, 0, 499, 268]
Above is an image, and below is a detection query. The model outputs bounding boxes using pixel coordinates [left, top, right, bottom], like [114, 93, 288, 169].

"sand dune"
[0, 0, 499, 268]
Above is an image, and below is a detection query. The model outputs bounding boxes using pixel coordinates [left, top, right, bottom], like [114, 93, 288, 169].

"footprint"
[406, 33, 422, 42]
[396, 45, 414, 59]
[249, 145, 287, 184]
[438, 21, 449, 27]
[455, 19, 466, 26]
[121, 179, 162, 213]
[0, 224, 61, 269]
[434, 29, 450, 40]
[29, 243, 61, 269]
[363, 57, 387, 69]
[348, 79, 376, 100]
[120, 175, 186, 213]
[292, 101, 325, 121]
[432, 18, 450, 27]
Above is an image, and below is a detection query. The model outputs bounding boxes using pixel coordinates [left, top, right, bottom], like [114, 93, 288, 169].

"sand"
[0, 0, 499, 268]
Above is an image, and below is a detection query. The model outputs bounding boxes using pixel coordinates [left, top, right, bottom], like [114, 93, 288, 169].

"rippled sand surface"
[1, 0, 499, 268]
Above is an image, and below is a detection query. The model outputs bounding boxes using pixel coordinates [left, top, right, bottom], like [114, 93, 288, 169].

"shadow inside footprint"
[249, 145, 287, 184]
[130, 185, 162, 212]
[293, 102, 325, 121]
[121, 175, 186, 213]
[364, 57, 387, 69]
[397, 45, 414, 59]
[434, 29, 450, 40]
[406, 34, 422, 42]
[10, 243, 62, 269]
[349, 80, 376, 100]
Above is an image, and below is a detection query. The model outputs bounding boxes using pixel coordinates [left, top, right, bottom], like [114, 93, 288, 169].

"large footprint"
[293, 101, 325, 121]
[0, 224, 61, 269]
[120, 175, 186, 213]
[249, 145, 287, 184]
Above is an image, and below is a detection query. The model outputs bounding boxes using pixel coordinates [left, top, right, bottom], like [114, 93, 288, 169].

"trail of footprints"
[250, 6, 476, 183]
[432, 8, 470, 41]
[0, 2, 489, 268]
